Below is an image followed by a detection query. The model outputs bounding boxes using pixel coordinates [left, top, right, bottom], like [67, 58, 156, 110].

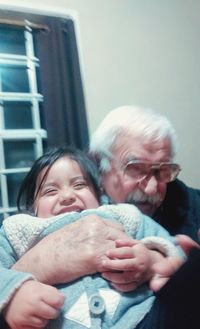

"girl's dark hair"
[17, 146, 101, 214]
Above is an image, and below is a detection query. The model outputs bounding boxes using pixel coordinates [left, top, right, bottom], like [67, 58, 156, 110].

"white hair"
[90, 105, 178, 172]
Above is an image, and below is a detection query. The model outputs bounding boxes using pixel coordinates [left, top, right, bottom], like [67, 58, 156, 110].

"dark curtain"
[34, 16, 89, 150]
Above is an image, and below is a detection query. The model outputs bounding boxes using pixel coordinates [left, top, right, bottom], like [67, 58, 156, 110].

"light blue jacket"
[0, 204, 183, 329]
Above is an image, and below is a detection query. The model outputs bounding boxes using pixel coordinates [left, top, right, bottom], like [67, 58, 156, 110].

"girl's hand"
[4, 280, 65, 329]
[101, 239, 160, 292]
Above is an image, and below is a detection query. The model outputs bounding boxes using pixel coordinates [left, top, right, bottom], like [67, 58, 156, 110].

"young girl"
[1, 147, 182, 329]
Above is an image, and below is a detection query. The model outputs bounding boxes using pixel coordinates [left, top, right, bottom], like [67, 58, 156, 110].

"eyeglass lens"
[124, 162, 180, 182]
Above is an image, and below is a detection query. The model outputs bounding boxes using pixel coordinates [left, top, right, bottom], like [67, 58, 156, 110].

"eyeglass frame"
[121, 159, 181, 183]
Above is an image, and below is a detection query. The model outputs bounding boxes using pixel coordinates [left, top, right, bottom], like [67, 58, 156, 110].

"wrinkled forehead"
[110, 132, 173, 163]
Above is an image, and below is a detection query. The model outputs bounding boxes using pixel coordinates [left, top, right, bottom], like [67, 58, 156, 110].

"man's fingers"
[80, 215, 127, 240]
[149, 274, 169, 292]
[175, 234, 199, 255]
[100, 219, 129, 240]
[152, 256, 183, 276]
[101, 218, 125, 230]
[151, 235, 200, 292]
[115, 239, 139, 248]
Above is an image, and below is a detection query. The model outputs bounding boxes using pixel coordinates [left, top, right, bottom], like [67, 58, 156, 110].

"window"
[0, 10, 89, 222]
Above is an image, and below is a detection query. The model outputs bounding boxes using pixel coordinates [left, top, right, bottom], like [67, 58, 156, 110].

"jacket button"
[88, 294, 105, 315]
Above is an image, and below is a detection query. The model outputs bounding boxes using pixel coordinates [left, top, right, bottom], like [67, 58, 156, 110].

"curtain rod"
[0, 18, 50, 31]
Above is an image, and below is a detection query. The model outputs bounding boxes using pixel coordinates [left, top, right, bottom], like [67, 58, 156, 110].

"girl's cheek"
[37, 200, 50, 217]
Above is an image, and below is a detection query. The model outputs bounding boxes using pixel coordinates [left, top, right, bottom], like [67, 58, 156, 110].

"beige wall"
[0, 0, 199, 188]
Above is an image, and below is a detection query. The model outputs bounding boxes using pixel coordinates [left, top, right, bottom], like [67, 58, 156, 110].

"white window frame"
[0, 21, 47, 218]
[0, 5, 85, 221]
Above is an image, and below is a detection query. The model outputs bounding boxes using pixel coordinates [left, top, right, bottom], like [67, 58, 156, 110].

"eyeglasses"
[122, 160, 181, 183]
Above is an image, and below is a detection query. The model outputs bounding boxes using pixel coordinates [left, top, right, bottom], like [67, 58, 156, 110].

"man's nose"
[139, 175, 158, 195]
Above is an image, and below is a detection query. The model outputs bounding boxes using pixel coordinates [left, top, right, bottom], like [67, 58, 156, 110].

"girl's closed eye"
[41, 186, 58, 196]
[73, 179, 88, 189]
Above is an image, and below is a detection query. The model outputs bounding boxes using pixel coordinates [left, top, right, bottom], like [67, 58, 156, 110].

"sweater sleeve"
[0, 226, 35, 312]
[136, 214, 185, 258]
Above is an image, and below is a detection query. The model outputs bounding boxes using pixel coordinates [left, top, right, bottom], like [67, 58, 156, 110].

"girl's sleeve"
[135, 214, 185, 258]
[0, 226, 35, 312]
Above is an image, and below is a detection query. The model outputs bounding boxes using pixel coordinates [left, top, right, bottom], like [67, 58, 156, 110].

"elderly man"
[90, 105, 200, 242]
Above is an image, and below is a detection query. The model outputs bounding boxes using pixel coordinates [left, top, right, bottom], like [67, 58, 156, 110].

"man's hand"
[176, 234, 200, 254]
[13, 215, 128, 284]
[4, 280, 64, 329]
[150, 234, 200, 292]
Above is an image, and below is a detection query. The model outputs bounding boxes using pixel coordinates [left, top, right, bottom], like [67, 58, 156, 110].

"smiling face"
[34, 156, 99, 218]
[102, 133, 173, 216]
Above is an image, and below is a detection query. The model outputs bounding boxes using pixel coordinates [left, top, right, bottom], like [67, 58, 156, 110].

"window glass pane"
[4, 101, 33, 129]
[0, 178, 3, 225]
[4, 140, 36, 169]
[1, 66, 29, 92]
[7, 172, 27, 207]
[0, 27, 26, 55]
[0, 184, 2, 207]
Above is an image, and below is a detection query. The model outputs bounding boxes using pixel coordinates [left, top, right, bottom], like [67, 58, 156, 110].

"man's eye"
[125, 163, 144, 175]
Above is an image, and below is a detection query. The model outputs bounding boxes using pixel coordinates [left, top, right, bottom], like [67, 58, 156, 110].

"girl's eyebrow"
[41, 176, 86, 187]
[39, 180, 58, 190]
[71, 175, 86, 180]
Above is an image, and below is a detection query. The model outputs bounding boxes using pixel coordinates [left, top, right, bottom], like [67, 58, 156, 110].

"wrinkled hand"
[13, 215, 128, 284]
[150, 234, 200, 292]
[4, 280, 64, 329]
[176, 234, 199, 253]
[101, 239, 162, 292]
